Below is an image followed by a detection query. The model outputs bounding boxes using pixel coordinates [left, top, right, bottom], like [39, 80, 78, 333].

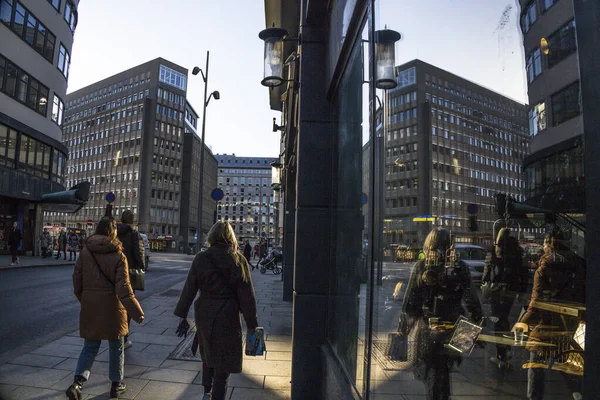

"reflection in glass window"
[528, 102, 546, 136]
[57, 44, 70, 78]
[547, 20, 577, 69]
[526, 48, 542, 83]
[52, 94, 64, 125]
[521, 1, 537, 33]
[395, 66, 416, 89]
[64, 0, 77, 33]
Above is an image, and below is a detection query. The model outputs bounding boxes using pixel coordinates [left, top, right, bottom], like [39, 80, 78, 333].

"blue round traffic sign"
[467, 203, 478, 215]
[211, 188, 224, 201]
[253, 226, 258, 233]
[105, 192, 116, 203]
[361, 192, 368, 205]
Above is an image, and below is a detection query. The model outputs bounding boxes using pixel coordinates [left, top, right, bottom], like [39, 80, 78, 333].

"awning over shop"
[41, 182, 91, 213]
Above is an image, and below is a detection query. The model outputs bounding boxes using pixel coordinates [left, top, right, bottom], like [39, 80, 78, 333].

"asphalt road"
[0, 253, 194, 364]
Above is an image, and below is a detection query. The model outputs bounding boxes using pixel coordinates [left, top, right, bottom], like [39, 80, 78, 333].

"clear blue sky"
[68, 0, 526, 157]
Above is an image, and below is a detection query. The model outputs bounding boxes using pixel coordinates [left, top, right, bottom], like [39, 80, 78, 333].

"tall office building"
[58, 58, 217, 252]
[0, 0, 79, 255]
[215, 154, 278, 243]
[382, 60, 530, 246]
[180, 100, 218, 252]
[519, 0, 583, 213]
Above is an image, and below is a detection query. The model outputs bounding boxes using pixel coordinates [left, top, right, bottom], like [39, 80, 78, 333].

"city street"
[0, 253, 194, 365]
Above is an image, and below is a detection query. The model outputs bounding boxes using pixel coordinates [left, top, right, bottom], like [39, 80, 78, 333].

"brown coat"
[73, 235, 144, 340]
[174, 244, 258, 373]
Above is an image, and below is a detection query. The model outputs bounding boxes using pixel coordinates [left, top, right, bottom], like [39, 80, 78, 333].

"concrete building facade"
[215, 154, 277, 244]
[519, 0, 584, 212]
[0, 0, 79, 255]
[58, 58, 216, 252]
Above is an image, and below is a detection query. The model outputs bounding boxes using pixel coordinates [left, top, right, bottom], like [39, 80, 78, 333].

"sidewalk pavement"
[0, 255, 75, 270]
[0, 269, 292, 400]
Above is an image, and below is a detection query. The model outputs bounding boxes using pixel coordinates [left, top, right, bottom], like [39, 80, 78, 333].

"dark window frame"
[546, 19, 577, 69]
[51, 93, 64, 126]
[46, 0, 60, 11]
[551, 81, 580, 126]
[520, 1, 537, 33]
[0, 0, 56, 64]
[57, 43, 70, 79]
[0, 53, 49, 117]
[63, 0, 77, 34]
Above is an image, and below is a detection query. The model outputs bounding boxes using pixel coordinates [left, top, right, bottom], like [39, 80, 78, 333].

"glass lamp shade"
[259, 27, 288, 87]
[271, 161, 282, 186]
[374, 29, 402, 90]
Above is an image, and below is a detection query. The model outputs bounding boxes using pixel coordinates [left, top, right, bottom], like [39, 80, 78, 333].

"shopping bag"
[245, 327, 266, 356]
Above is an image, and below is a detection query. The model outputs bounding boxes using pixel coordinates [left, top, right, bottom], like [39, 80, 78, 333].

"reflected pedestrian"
[8, 222, 21, 266]
[68, 230, 80, 261]
[174, 221, 259, 400]
[65, 217, 144, 400]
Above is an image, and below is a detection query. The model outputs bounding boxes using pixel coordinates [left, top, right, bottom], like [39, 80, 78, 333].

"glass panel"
[26, 137, 36, 167]
[35, 22, 46, 54]
[0, 0, 13, 25]
[12, 3, 25, 37]
[18, 135, 28, 166]
[44, 32, 55, 62]
[6, 128, 16, 161]
[5, 62, 17, 97]
[25, 13, 35, 45]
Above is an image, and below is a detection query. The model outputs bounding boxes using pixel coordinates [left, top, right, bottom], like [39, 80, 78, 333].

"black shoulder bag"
[128, 230, 145, 291]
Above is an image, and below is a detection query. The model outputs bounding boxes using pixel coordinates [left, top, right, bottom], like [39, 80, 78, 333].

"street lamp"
[374, 28, 402, 89]
[258, 26, 288, 87]
[192, 51, 220, 249]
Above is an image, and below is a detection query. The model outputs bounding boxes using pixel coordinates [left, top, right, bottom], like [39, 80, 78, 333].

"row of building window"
[65, 128, 141, 150]
[425, 74, 525, 118]
[151, 171, 180, 185]
[427, 94, 527, 136]
[522, 0, 557, 34]
[432, 144, 522, 173]
[151, 189, 179, 202]
[157, 87, 185, 107]
[66, 92, 148, 124]
[220, 177, 271, 185]
[153, 137, 182, 153]
[527, 20, 576, 84]
[64, 110, 143, 136]
[0, 54, 64, 126]
[155, 121, 183, 138]
[388, 91, 417, 107]
[218, 159, 275, 166]
[1, 0, 56, 64]
[219, 167, 272, 173]
[159, 64, 187, 91]
[529, 80, 580, 136]
[0, 122, 66, 181]
[156, 105, 184, 121]
[45, 0, 76, 34]
[152, 154, 181, 169]
[67, 73, 151, 109]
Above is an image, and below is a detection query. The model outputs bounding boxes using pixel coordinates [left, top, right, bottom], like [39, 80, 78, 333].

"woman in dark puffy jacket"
[174, 221, 259, 400]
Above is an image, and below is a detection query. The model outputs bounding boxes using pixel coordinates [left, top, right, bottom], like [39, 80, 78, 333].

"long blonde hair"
[206, 221, 250, 282]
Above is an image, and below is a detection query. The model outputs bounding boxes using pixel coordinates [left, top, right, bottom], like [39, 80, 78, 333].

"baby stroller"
[259, 249, 283, 274]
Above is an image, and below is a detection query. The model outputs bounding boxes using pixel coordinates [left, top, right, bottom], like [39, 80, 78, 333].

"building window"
[521, 1, 537, 33]
[526, 48, 542, 83]
[63, 0, 77, 34]
[396, 67, 416, 89]
[0, 54, 49, 116]
[546, 20, 577, 69]
[551, 81, 580, 126]
[159, 65, 187, 91]
[540, 0, 556, 12]
[57, 44, 70, 78]
[1, 0, 56, 63]
[52, 94, 64, 125]
[0, 124, 18, 167]
[528, 102, 546, 136]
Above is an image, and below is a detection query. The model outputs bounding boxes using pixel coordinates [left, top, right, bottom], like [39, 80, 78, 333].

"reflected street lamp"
[192, 51, 220, 249]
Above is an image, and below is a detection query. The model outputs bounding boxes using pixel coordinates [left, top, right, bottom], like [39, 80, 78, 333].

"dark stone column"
[290, 14, 334, 399]
[574, 0, 600, 396]
[282, 166, 296, 301]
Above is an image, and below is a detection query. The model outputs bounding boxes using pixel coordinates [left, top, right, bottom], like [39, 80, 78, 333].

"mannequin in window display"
[401, 227, 482, 400]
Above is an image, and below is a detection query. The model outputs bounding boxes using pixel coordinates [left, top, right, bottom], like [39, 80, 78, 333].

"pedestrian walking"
[40, 228, 51, 258]
[243, 240, 254, 271]
[116, 210, 146, 350]
[55, 228, 67, 260]
[65, 217, 144, 400]
[8, 222, 21, 266]
[68, 230, 80, 261]
[174, 221, 259, 400]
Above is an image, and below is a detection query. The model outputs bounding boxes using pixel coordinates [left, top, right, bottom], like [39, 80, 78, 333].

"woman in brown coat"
[65, 217, 144, 400]
[175, 221, 259, 400]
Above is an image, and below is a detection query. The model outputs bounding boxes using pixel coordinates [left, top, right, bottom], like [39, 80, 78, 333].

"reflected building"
[518, 0, 584, 213]
[382, 60, 530, 246]
[60, 58, 216, 252]
[0, 0, 79, 255]
[214, 154, 277, 244]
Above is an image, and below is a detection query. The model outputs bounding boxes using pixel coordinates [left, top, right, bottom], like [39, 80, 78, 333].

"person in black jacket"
[174, 221, 259, 400]
[402, 227, 482, 400]
[482, 227, 526, 368]
[116, 210, 145, 350]
[8, 222, 22, 266]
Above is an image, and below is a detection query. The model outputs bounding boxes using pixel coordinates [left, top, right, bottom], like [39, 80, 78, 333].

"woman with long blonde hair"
[174, 221, 258, 400]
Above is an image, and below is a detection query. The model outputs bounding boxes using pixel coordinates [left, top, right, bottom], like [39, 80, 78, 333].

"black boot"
[65, 375, 85, 400]
[110, 381, 127, 399]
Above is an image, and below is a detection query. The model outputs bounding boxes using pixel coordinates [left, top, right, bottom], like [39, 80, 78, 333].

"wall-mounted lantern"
[374, 28, 402, 90]
[259, 27, 289, 87]
[271, 161, 282, 190]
